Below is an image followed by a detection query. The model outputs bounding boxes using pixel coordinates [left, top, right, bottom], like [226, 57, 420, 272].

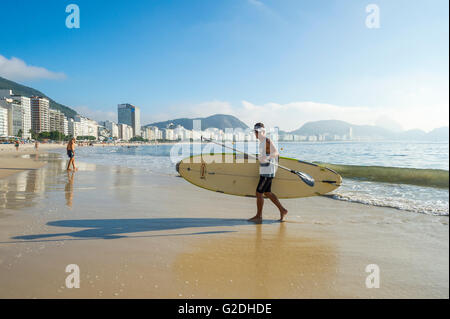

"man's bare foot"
[248, 215, 262, 222]
[279, 208, 288, 221]
[67, 168, 72, 171]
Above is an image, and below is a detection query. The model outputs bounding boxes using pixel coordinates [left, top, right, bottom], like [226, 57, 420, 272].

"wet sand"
[0, 153, 448, 298]
[0, 152, 48, 179]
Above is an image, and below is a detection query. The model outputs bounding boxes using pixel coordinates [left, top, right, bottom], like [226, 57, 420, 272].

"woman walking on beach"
[66, 138, 77, 171]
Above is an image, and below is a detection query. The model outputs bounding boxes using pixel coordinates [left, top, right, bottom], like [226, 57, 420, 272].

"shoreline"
[0, 152, 448, 298]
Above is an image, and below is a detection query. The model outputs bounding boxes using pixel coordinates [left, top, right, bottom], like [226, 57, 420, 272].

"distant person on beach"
[249, 123, 288, 222]
[15, 140, 19, 151]
[34, 141, 39, 151]
[66, 138, 77, 171]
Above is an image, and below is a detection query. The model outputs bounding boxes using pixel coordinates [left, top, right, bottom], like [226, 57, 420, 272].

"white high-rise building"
[74, 115, 88, 136]
[119, 123, 133, 141]
[63, 117, 69, 136]
[73, 115, 98, 139]
[68, 118, 81, 138]
[104, 120, 119, 138]
[142, 126, 161, 140]
[0, 98, 22, 137]
[0, 90, 32, 138]
[0, 105, 8, 137]
[86, 118, 99, 139]
[163, 128, 175, 140]
[18, 96, 31, 139]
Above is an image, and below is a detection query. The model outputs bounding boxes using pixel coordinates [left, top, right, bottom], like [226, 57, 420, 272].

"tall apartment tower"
[0, 104, 8, 137]
[49, 108, 66, 134]
[31, 96, 50, 133]
[118, 103, 141, 137]
[0, 90, 32, 138]
[16, 95, 32, 138]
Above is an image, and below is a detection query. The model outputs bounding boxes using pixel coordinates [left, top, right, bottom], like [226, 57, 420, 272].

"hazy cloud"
[0, 55, 66, 81]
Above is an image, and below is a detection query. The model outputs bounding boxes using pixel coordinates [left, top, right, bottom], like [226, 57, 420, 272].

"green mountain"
[0, 76, 77, 119]
[146, 114, 249, 131]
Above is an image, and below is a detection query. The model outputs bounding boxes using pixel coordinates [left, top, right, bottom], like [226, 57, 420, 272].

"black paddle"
[201, 137, 315, 187]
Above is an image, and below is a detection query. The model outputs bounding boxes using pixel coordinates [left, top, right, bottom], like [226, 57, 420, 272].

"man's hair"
[254, 122, 264, 130]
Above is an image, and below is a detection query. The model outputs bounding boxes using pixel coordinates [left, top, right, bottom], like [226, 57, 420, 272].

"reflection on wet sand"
[65, 171, 75, 208]
[0, 153, 98, 211]
[0, 154, 55, 211]
[172, 222, 337, 298]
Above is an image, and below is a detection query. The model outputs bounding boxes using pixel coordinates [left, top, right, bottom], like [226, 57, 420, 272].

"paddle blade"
[293, 170, 315, 187]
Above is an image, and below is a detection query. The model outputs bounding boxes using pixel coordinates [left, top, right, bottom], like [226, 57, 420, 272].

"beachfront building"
[17, 95, 31, 139]
[142, 126, 162, 141]
[118, 103, 141, 137]
[63, 117, 69, 136]
[191, 129, 202, 141]
[118, 123, 133, 141]
[74, 115, 88, 136]
[103, 120, 119, 139]
[68, 118, 81, 138]
[49, 109, 66, 134]
[0, 105, 8, 137]
[280, 134, 293, 141]
[162, 128, 176, 141]
[7, 102, 23, 137]
[294, 135, 307, 141]
[72, 115, 98, 139]
[0, 90, 32, 138]
[0, 98, 22, 137]
[31, 96, 50, 133]
[97, 125, 110, 140]
[86, 118, 99, 139]
[173, 125, 192, 141]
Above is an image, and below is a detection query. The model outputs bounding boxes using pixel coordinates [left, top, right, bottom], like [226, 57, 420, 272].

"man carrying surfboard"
[249, 123, 288, 222]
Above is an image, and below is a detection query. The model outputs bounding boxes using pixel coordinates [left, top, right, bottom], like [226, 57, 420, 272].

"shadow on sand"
[12, 218, 279, 241]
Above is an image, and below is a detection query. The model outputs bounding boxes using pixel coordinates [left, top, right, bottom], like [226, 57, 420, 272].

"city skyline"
[0, 87, 409, 142]
[1, 83, 448, 142]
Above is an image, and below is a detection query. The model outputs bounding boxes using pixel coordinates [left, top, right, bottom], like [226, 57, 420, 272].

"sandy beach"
[0, 151, 448, 299]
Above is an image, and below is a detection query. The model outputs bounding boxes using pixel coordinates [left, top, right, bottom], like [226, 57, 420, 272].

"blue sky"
[0, 0, 448, 131]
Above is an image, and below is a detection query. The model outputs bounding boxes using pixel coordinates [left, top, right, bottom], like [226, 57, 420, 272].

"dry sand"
[0, 152, 448, 298]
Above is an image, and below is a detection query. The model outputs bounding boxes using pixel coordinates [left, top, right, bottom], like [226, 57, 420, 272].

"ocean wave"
[325, 193, 449, 216]
[315, 163, 449, 189]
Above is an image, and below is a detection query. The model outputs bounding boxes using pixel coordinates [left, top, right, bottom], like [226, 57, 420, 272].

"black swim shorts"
[256, 176, 273, 194]
[67, 150, 74, 158]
